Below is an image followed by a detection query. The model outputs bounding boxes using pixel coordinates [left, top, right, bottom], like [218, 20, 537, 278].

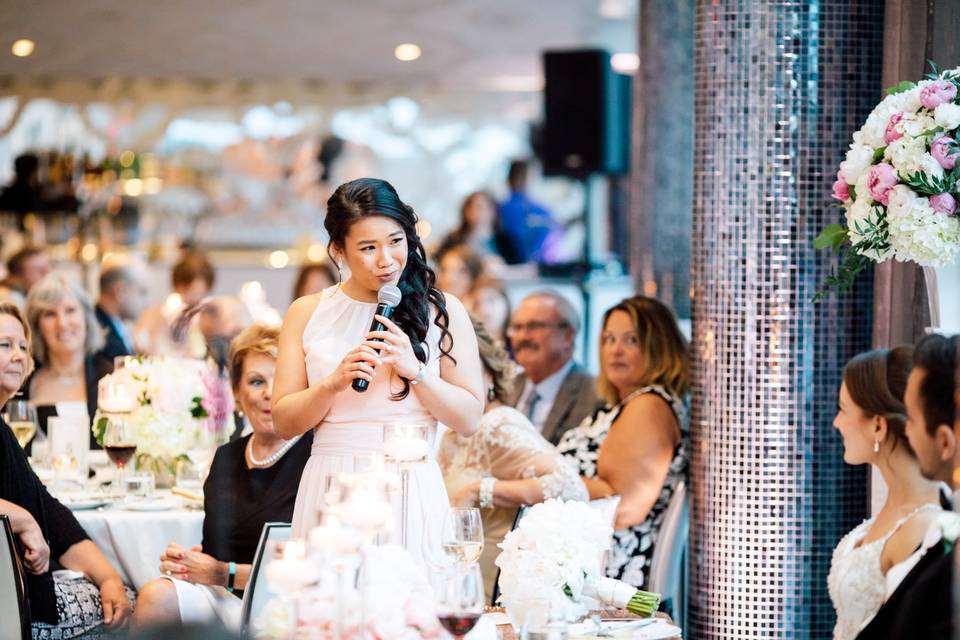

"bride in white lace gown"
[827, 347, 942, 640]
[272, 179, 484, 570]
[437, 318, 588, 599]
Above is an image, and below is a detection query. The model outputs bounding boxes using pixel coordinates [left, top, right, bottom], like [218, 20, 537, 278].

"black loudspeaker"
[541, 49, 631, 177]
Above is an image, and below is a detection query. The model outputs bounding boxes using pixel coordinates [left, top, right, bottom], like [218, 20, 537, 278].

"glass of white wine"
[442, 507, 484, 565]
[5, 398, 38, 449]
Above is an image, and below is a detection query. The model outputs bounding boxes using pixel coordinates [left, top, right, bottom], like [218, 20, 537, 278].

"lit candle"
[265, 540, 315, 592]
[337, 489, 394, 532]
[309, 517, 360, 556]
[383, 437, 430, 463]
[100, 381, 135, 414]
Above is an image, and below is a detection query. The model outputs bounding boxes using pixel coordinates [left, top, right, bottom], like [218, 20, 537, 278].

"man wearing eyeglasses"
[507, 290, 599, 444]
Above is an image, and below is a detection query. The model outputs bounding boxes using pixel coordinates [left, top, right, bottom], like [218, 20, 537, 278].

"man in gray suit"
[507, 290, 600, 444]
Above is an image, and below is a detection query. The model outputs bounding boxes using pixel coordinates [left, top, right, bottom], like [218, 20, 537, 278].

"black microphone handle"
[352, 302, 397, 392]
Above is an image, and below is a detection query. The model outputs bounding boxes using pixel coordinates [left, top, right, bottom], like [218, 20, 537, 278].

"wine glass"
[442, 507, 484, 565]
[435, 563, 484, 639]
[5, 398, 38, 449]
[103, 417, 137, 498]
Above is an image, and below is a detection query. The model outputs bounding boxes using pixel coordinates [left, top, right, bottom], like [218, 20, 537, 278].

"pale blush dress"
[291, 286, 451, 570]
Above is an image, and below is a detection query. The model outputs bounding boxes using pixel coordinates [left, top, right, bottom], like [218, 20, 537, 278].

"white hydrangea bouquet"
[815, 63, 960, 299]
[93, 356, 234, 477]
[495, 499, 660, 625]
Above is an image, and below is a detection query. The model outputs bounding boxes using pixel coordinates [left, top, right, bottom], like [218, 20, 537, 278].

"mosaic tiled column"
[688, 1, 882, 638]
[630, 0, 694, 318]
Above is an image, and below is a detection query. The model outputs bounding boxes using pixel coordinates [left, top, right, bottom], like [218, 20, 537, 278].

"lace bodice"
[828, 504, 941, 640]
[437, 406, 586, 502]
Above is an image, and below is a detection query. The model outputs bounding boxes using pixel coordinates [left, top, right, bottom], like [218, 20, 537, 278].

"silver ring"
[164, 570, 172, 576]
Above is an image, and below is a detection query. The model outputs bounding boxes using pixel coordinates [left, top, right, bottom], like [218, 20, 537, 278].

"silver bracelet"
[409, 361, 426, 385]
[479, 477, 497, 509]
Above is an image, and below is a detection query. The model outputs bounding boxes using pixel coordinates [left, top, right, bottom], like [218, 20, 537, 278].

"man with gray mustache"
[507, 290, 599, 445]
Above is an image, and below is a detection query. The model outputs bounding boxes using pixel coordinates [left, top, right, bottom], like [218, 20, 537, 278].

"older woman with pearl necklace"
[132, 323, 313, 632]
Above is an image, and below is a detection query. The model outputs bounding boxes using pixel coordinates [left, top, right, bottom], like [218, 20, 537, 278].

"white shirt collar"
[521, 360, 575, 430]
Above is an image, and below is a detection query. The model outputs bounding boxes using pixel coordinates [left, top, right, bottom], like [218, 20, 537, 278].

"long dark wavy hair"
[326, 178, 455, 399]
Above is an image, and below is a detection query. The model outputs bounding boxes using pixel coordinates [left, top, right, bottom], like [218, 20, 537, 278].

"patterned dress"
[556, 385, 688, 590]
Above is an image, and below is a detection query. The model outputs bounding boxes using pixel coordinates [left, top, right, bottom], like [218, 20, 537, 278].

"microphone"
[352, 284, 402, 393]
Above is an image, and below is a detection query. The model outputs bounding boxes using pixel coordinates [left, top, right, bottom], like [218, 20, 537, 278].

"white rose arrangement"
[495, 499, 660, 623]
[816, 63, 960, 299]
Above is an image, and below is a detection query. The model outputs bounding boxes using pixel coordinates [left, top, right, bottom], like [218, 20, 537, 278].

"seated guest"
[508, 290, 599, 444]
[438, 317, 587, 599]
[557, 296, 688, 590]
[0, 245, 51, 308]
[436, 243, 484, 300]
[197, 296, 253, 375]
[826, 346, 944, 640]
[291, 259, 338, 302]
[135, 251, 215, 356]
[95, 253, 150, 363]
[436, 191, 522, 265]
[132, 323, 312, 632]
[24, 273, 110, 446]
[0, 302, 132, 637]
[854, 334, 960, 640]
[464, 276, 511, 347]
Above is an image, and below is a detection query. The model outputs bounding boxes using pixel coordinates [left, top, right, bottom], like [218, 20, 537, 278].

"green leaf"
[814, 224, 848, 252]
[885, 80, 916, 95]
[848, 184, 857, 202]
[872, 146, 887, 164]
[93, 416, 109, 446]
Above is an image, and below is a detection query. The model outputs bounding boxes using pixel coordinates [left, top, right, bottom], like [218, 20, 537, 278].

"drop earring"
[487, 385, 496, 402]
[873, 439, 880, 453]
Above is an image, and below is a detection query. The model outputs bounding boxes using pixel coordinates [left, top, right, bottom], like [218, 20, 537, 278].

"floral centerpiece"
[816, 63, 960, 299]
[92, 356, 234, 479]
[495, 499, 660, 626]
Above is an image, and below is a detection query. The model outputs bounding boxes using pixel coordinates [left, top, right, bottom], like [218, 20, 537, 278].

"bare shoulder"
[441, 291, 469, 319]
[284, 292, 324, 327]
[882, 507, 940, 570]
[613, 392, 680, 442]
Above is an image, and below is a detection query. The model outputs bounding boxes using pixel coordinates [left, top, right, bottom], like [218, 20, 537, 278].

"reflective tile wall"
[689, 1, 882, 637]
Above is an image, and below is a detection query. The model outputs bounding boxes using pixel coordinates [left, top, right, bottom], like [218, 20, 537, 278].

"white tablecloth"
[73, 496, 204, 589]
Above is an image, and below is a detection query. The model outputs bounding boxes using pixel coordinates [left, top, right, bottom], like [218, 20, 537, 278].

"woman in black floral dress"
[557, 296, 689, 590]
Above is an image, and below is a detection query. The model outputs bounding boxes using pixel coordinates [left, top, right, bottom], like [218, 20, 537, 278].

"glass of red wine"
[435, 563, 484, 639]
[103, 417, 137, 499]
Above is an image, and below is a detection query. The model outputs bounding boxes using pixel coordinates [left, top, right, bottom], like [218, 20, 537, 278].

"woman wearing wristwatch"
[132, 324, 312, 631]
[437, 317, 587, 600]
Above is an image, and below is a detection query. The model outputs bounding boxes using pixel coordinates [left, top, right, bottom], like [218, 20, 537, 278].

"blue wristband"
[227, 561, 237, 592]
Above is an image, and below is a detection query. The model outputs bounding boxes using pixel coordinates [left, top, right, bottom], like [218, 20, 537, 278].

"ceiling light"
[268, 250, 290, 269]
[11, 39, 34, 57]
[394, 43, 421, 62]
[611, 53, 640, 74]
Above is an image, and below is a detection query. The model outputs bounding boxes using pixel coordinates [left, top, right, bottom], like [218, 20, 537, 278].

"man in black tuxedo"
[95, 254, 150, 364]
[857, 334, 959, 640]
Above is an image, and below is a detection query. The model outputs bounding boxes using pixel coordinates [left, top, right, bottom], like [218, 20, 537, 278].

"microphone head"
[378, 284, 402, 307]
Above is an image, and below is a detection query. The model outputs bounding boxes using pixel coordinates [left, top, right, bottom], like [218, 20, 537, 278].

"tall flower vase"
[382, 423, 430, 551]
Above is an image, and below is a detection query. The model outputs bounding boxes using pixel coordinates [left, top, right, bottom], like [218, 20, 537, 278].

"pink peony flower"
[929, 192, 957, 215]
[867, 163, 898, 206]
[930, 135, 959, 170]
[920, 80, 958, 110]
[831, 171, 850, 202]
[884, 112, 904, 143]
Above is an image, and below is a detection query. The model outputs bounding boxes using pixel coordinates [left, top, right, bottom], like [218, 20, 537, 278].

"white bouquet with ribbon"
[495, 499, 659, 624]
[93, 356, 233, 476]
[816, 63, 960, 299]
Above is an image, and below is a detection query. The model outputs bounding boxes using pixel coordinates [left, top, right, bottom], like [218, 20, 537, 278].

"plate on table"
[121, 496, 180, 512]
[59, 493, 111, 511]
[568, 618, 682, 639]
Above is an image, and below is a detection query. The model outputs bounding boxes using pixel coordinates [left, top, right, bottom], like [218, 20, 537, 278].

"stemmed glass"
[442, 507, 484, 565]
[435, 563, 484, 639]
[103, 417, 137, 498]
[5, 398, 38, 449]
